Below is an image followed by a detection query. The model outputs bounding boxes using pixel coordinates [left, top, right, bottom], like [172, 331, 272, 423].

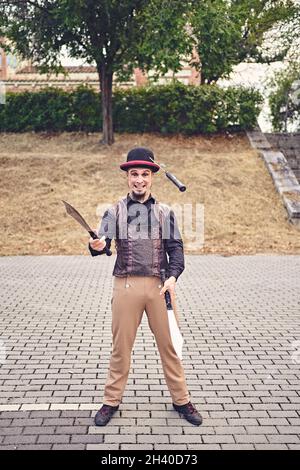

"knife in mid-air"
[62, 200, 112, 256]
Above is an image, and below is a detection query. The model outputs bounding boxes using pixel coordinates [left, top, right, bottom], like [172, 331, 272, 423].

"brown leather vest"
[112, 196, 170, 278]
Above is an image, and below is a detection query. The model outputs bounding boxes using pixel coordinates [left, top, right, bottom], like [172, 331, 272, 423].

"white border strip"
[0, 403, 102, 412]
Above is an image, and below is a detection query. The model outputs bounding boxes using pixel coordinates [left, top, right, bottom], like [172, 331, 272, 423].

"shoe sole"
[94, 421, 110, 426]
[177, 411, 203, 426]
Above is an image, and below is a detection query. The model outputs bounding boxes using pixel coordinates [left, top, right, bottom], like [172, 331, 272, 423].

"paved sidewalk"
[0, 255, 299, 450]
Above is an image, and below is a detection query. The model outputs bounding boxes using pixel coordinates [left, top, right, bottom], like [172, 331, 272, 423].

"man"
[89, 147, 202, 426]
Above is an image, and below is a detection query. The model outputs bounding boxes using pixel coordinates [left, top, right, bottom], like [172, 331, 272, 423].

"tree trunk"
[98, 63, 114, 145]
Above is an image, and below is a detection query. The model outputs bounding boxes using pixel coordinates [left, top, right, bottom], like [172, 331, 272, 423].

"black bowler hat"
[120, 147, 160, 172]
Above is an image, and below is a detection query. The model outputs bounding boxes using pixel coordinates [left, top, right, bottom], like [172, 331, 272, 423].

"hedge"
[0, 82, 263, 134]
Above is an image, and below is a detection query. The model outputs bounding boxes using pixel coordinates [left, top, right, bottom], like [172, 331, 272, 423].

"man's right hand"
[89, 230, 106, 252]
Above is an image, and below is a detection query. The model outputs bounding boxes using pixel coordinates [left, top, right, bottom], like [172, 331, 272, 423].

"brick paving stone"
[86, 444, 120, 450]
[221, 444, 256, 450]
[89, 426, 120, 434]
[0, 405, 19, 411]
[120, 444, 154, 450]
[170, 435, 205, 444]
[1, 254, 300, 449]
[104, 434, 136, 444]
[137, 435, 169, 444]
[11, 418, 43, 427]
[60, 411, 92, 418]
[202, 435, 235, 444]
[21, 404, 50, 411]
[0, 420, 12, 427]
[141, 418, 167, 426]
[0, 427, 23, 436]
[55, 426, 88, 435]
[121, 411, 150, 418]
[235, 435, 269, 444]
[17, 444, 53, 450]
[43, 418, 75, 426]
[245, 426, 279, 434]
[37, 434, 70, 444]
[276, 426, 300, 434]
[151, 426, 182, 434]
[120, 426, 151, 435]
[4, 435, 37, 445]
[0, 412, 30, 419]
[187, 444, 222, 450]
[52, 444, 86, 450]
[0, 446, 19, 450]
[23, 426, 56, 435]
[228, 418, 258, 426]
[71, 434, 104, 444]
[267, 435, 300, 444]
[255, 444, 289, 450]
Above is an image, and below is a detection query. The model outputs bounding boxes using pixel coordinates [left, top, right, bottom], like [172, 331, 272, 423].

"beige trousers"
[103, 275, 190, 406]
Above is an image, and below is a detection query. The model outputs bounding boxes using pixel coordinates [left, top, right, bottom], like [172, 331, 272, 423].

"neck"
[129, 191, 151, 203]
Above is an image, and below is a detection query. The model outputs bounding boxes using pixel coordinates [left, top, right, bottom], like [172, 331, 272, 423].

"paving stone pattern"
[0, 255, 300, 450]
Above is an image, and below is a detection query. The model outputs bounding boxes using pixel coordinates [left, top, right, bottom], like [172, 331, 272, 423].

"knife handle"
[160, 269, 172, 310]
[89, 231, 112, 256]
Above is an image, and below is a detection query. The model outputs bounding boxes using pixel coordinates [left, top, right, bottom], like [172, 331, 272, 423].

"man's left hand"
[160, 276, 176, 296]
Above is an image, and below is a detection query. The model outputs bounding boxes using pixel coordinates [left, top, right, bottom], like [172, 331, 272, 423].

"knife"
[160, 268, 184, 360]
[62, 200, 112, 256]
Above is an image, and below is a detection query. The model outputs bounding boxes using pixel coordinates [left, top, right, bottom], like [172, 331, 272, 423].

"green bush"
[68, 85, 102, 131]
[268, 63, 300, 132]
[113, 82, 263, 134]
[0, 82, 263, 133]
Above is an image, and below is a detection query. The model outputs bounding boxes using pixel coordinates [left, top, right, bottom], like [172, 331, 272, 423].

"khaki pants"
[103, 275, 190, 406]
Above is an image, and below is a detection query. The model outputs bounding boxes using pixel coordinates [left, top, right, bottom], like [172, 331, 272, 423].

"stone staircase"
[247, 129, 300, 227]
[265, 133, 300, 183]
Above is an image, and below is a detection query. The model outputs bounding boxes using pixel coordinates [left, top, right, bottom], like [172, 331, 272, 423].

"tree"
[0, 0, 192, 144]
[268, 62, 300, 132]
[189, 0, 299, 84]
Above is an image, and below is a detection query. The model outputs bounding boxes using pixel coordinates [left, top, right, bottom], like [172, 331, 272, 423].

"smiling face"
[127, 167, 153, 201]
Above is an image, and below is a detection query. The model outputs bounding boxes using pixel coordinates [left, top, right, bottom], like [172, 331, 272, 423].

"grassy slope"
[0, 131, 299, 256]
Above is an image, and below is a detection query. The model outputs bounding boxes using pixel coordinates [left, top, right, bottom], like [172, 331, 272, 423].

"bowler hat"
[120, 147, 160, 172]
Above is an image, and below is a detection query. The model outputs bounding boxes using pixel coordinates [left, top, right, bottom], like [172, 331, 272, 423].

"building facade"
[0, 48, 201, 93]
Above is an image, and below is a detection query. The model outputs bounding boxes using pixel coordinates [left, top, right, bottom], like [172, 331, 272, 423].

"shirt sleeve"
[88, 207, 116, 257]
[164, 209, 185, 280]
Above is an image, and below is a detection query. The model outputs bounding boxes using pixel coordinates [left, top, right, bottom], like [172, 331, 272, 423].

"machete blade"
[62, 200, 93, 234]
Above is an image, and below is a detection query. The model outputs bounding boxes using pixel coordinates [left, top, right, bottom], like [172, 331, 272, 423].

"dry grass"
[0, 131, 299, 256]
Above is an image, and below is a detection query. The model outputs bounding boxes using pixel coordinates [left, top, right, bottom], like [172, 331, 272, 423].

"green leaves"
[0, 1, 191, 74]
[190, 0, 242, 83]
[268, 62, 300, 132]
[0, 1, 193, 143]
[0, 83, 263, 133]
[189, 0, 299, 83]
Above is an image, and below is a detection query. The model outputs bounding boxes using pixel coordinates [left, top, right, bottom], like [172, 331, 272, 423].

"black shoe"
[173, 401, 203, 426]
[94, 404, 119, 426]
